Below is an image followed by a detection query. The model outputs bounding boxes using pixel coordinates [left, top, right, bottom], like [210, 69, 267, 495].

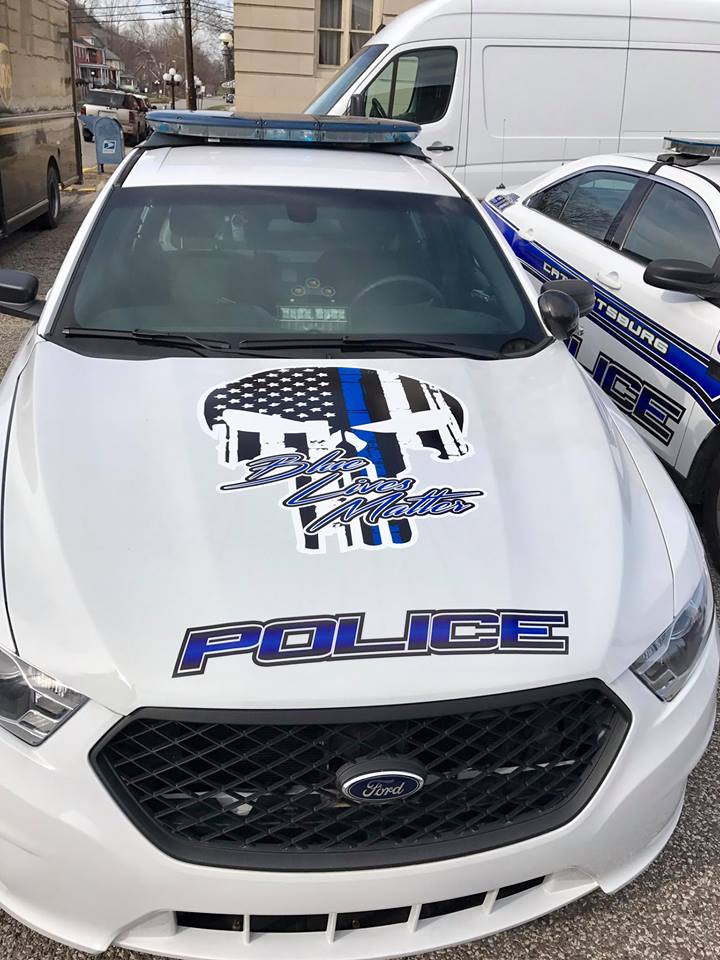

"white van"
[307, 0, 720, 197]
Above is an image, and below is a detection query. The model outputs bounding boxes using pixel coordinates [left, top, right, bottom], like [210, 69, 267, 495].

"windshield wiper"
[62, 327, 234, 356]
[234, 336, 502, 360]
[60, 329, 526, 361]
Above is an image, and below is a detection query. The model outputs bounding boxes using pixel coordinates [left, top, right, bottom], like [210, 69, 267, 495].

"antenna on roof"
[497, 117, 507, 189]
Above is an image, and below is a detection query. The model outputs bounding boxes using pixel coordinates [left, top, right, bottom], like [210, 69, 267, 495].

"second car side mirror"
[0, 269, 44, 322]
[644, 258, 720, 303]
[540, 278, 596, 317]
[347, 92, 367, 117]
[538, 289, 580, 340]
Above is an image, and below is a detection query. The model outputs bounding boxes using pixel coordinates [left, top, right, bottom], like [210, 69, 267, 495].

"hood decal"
[174, 609, 570, 675]
[202, 365, 483, 553]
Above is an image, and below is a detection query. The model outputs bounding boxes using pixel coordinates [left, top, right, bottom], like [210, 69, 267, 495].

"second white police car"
[485, 137, 720, 564]
[0, 113, 716, 958]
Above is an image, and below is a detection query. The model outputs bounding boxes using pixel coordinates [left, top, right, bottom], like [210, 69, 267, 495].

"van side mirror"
[538, 289, 580, 340]
[644, 258, 720, 302]
[0, 269, 44, 322]
[540, 278, 596, 317]
[347, 92, 367, 117]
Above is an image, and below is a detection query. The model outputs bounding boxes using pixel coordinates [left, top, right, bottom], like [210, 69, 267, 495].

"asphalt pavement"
[0, 191, 717, 960]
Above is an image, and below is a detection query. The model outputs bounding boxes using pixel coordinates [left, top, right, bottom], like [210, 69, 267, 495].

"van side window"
[529, 172, 639, 243]
[363, 47, 457, 125]
[622, 184, 720, 266]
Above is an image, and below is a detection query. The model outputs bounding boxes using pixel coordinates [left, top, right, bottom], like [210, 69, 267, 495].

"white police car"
[484, 137, 720, 565]
[0, 113, 716, 958]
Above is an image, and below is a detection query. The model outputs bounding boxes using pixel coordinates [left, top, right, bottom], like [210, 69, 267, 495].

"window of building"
[318, 0, 375, 67]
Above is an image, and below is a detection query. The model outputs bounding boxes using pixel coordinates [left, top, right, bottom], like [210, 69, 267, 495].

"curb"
[65, 172, 112, 194]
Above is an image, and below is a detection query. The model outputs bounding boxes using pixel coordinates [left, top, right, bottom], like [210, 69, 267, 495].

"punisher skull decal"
[201, 366, 482, 553]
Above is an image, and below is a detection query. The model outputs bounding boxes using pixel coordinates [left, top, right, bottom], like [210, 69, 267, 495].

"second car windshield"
[55, 185, 542, 351]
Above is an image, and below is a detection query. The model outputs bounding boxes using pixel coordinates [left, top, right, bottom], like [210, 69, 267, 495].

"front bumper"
[0, 642, 716, 959]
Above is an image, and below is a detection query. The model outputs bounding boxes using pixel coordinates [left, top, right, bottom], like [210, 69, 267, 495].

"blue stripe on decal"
[337, 368, 403, 545]
[482, 202, 720, 423]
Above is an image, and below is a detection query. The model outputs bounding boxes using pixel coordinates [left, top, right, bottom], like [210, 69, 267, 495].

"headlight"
[0, 647, 86, 745]
[631, 572, 715, 702]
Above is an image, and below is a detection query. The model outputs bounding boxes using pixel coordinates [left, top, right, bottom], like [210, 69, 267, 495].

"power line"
[76, 1, 230, 12]
[75, 3, 176, 11]
[73, 5, 231, 26]
[72, 15, 183, 24]
[73, 2, 231, 20]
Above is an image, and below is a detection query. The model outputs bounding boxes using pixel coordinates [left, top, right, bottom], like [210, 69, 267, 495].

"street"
[0, 191, 717, 960]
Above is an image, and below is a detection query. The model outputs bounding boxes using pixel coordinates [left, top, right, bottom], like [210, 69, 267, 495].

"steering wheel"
[370, 97, 388, 119]
[353, 274, 444, 308]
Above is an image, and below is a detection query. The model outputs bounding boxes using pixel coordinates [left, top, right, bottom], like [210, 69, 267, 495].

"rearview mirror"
[0, 269, 44, 322]
[540, 278, 596, 317]
[538, 290, 580, 340]
[347, 92, 367, 117]
[644, 258, 720, 302]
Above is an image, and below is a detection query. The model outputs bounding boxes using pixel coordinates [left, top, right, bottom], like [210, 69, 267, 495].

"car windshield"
[306, 44, 387, 115]
[86, 90, 125, 108]
[54, 185, 543, 351]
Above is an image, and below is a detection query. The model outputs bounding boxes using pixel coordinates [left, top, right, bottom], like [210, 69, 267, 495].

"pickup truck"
[80, 89, 148, 145]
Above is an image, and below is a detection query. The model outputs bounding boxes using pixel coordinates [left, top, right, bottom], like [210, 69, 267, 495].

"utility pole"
[183, 0, 197, 110]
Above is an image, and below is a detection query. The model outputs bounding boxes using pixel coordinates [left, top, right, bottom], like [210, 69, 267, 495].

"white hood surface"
[3, 341, 674, 714]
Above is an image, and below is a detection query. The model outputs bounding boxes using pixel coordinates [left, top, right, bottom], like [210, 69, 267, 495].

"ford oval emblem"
[337, 759, 426, 804]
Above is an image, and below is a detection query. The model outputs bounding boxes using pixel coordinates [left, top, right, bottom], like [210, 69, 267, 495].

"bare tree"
[71, 0, 225, 94]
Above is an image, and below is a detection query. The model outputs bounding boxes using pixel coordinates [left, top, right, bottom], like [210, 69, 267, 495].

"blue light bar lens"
[664, 135, 720, 158]
[146, 111, 420, 145]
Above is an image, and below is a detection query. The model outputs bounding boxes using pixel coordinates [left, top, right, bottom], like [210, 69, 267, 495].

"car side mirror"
[644, 258, 720, 302]
[538, 289, 580, 340]
[540, 278, 596, 317]
[0, 269, 44, 322]
[347, 92, 367, 117]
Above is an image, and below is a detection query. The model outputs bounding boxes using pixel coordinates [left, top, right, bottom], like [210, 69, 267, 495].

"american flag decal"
[203, 366, 474, 553]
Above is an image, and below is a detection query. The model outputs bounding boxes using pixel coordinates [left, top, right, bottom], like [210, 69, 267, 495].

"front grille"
[91, 681, 629, 870]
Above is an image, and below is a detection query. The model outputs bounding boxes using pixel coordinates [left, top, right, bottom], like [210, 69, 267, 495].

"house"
[73, 32, 140, 98]
[73, 33, 117, 91]
[104, 47, 124, 84]
[233, 0, 418, 112]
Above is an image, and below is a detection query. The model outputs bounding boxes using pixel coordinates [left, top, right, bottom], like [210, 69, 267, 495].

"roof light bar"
[663, 136, 720, 159]
[146, 111, 421, 145]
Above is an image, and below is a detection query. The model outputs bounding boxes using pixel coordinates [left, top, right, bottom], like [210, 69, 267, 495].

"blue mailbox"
[94, 116, 125, 170]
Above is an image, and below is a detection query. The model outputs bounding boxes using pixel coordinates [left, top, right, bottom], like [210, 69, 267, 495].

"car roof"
[519, 153, 720, 207]
[122, 145, 459, 196]
[676, 162, 720, 189]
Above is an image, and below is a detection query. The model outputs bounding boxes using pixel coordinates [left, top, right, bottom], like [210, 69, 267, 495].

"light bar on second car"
[662, 136, 720, 159]
[146, 111, 421, 145]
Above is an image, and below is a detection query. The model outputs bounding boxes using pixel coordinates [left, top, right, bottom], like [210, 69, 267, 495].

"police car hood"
[3, 341, 674, 714]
